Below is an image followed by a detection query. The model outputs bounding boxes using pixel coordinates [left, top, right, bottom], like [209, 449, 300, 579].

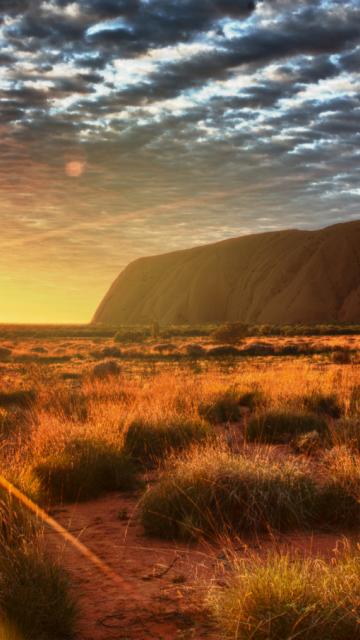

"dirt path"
[46, 492, 220, 640]
[46, 490, 354, 640]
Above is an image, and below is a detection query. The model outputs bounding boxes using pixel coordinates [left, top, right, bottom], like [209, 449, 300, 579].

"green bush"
[32, 438, 138, 502]
[210, 553, 360, 640]
[247, 411, 328, 444]
[124, 418, 212, 465]
[141, 449, 318, 539]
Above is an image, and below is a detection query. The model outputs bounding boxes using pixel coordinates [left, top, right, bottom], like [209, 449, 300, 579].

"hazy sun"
[65, 160, 85, 177]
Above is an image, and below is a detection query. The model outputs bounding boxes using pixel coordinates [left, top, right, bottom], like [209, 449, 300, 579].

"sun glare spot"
[65, 160, 85, 177]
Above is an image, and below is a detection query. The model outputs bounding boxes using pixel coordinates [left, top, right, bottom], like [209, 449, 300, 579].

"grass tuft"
[247, 411, 328, 444]
[0, 389, 36, 409]
[199, 389, 266, 424]
[32, 438, 139, 502]
[209, 552, 360, 640]
[141, 447, 317, 539]
[0, 489, 76, 639]
[0, 544, 76, 640]
[302, 392, 342, 418]
[123, 418, 212, 466]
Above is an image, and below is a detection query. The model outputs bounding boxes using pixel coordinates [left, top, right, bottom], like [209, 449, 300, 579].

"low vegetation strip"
[141, 446, 360, 540]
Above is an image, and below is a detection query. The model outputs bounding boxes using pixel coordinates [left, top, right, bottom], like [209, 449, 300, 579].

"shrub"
[186, 343, 205, 357]
[0, 389, 36, 409]
[199, 389, 266, 424]
[207, 345, 240, 357]
[332, 349, 352, 364]
[247, 411, 328, 444]
[302, 392, 342, 419]
[199, 391, 243, 424]
[211, 322, 249, 344]
[141, 448, 317, 539]
[124, 418, 212, 465]
[153, 343, 177, 353]
[209, 553, 360, 640]
[0, 347, 12, 361]
[32, 438, 138, 502]
[92, 346, 122, 359]
[114, 328, 149, 343]
[241, 343, 276, 356]
[92, 359, 120, 379]
[237, 390, 266, 412]
[276, 343, 300, 355]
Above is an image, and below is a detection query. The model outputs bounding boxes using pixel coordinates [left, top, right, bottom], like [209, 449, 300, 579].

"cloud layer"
[0, 0, 359, 321]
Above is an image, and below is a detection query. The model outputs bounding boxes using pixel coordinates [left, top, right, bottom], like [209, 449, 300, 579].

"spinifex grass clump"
[0, 389, 36, 409]
[331, 418, 360, 450]
[141, 447, 317, 539]
[0, 489, 76, 639]
[302, 392, 342, 418]
[48, 388, 89, 422]
[124, 417, 212, 466]
[247, 411, 328, 444]
[0, 544, 76, 640]
[209, 553, 360, 640]
[199, 389, 266, 424]
[32, 438, 138, 502]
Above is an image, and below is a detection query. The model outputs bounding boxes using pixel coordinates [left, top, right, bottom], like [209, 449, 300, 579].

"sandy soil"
[45, 488, 354, 640]
[47, 492, 220, 640]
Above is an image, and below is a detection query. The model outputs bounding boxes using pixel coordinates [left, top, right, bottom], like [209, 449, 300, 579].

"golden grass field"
[1, 327, 360, 639]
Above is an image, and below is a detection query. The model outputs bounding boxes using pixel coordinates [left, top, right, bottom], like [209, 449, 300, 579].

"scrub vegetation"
[0, 323, 360, 638]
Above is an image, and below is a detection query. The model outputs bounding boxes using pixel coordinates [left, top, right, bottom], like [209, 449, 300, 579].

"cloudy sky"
[1, 0, 359, 322]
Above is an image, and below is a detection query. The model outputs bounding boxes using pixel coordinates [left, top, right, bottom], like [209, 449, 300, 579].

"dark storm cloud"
[3, 0, 256, 55]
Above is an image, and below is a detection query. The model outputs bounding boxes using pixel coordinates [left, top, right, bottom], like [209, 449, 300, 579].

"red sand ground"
[46, 490, 355, 640]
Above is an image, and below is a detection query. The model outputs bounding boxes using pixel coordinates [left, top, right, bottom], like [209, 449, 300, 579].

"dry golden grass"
[0, 331, 359, 637]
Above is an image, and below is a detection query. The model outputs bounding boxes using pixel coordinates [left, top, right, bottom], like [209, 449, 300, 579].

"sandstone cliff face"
[93, 220, 360, 325]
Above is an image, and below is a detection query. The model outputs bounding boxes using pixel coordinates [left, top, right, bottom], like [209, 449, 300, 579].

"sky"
[0, 0, 359, 323]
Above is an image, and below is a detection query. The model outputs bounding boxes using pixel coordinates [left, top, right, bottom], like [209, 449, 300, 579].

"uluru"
[93, 220, 360, 325]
